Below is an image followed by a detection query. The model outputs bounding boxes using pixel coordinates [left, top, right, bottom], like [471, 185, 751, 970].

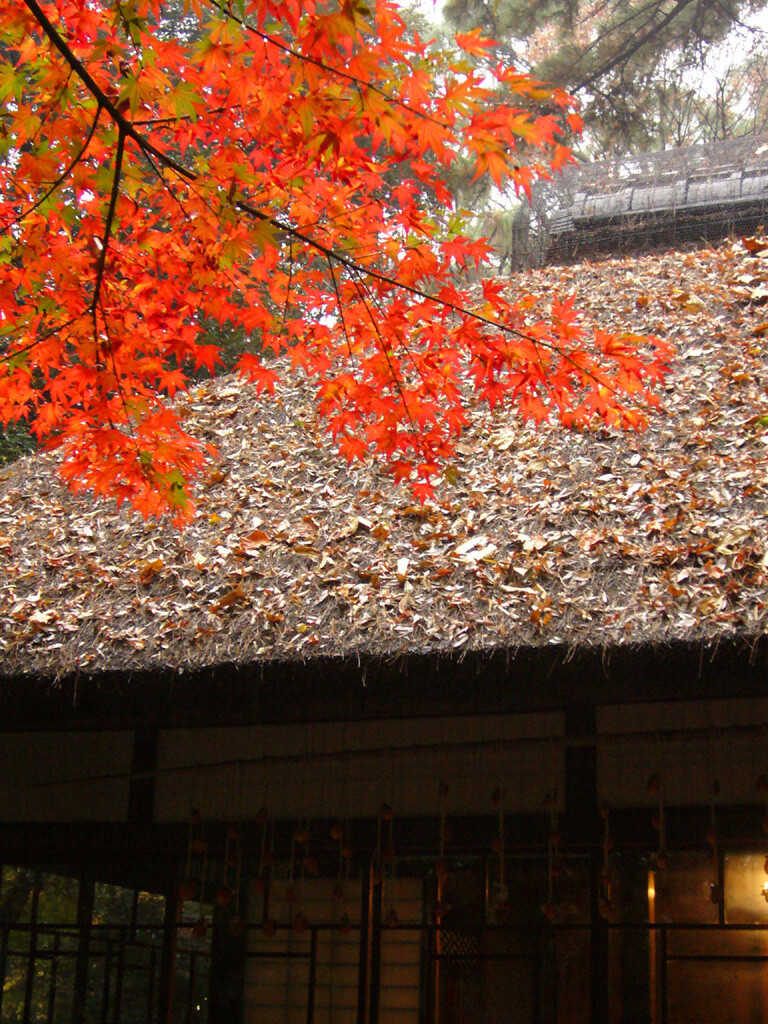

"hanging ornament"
[491, 785, 509, 921]
[598, 800, 614, 921]
[216, 821, 240, 908]
[191, 833, 209, 937]
[707, 728, 722, 907]
[261, 820, 277, 937]
[648, 771, 668, 871]
[542, 782, 560, 923]
[254, 809, 269, 895]
[382, 801, 398, 927]
[333, 818, 347, 905]
[755, 773, 768, 902]
[288, 819, 311, 931]
[541, 735, 562, 923]
[436, 780, 449, 885]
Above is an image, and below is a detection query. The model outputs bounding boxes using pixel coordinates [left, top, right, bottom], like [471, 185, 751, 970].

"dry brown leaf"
[211, 585, 246, 611]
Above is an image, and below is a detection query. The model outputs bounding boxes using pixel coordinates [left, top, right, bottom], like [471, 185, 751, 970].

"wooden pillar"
[369, 867, 382, 1024]
[71, 868, 95, 1024]
[208, 909, 247, 1024]
[21, 871, 41, 1024]
[563, 703, 608, 1024]
[356, 863, 371, 1024]
[589, 849, 610, 1024]
[355, 860, 383, 1024]
[619, 855, 651, 1024]
[157, 882, 179, 1024]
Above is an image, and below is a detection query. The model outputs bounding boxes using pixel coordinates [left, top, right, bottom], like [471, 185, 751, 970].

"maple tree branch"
[90, 126, 126, 316]
[133, 99, 247, 127]
[347, 267, 424, 449]
[326, 255, 355, 360]
[1, 104, 102, 232]
[21, 0, 533, 350]
[20, 0, 631, 400]
[22, 0, 132, 131]
[138, 144, 194, 224]
[13, 69, 75, 157]
[276, 243, 295, 339]
[350, 262, 438, 396]
[114, 0, 144, 62]
[236, 192, 556, 351]
[203, 0, 452, 130]
[97, 295, 139, 445]
[299, 197, 382, 235]
[0, 314, 85, 367]
[136, 145, 271, 314]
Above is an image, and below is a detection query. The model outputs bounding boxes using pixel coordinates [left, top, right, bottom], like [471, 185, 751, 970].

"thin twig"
[89, 127, 126, 315]
[326, 255, 355, 360]
[347, 269, 424, 453]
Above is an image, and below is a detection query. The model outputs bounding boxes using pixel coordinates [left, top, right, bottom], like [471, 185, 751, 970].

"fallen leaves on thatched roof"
[2, 237, 768, 679]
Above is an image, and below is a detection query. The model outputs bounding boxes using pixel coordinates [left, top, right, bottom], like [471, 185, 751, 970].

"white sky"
[410, 0, 446, 25]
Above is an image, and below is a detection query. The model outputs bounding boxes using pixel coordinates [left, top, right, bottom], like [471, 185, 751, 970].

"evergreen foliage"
[443, 0, 768, 156]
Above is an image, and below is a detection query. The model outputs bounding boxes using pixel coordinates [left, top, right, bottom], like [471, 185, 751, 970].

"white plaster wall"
[154, 712, 565, 822]
[596, 697, 768, 807]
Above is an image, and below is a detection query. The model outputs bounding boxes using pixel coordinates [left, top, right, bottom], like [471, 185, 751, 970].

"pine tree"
[444, 0, 768, 156]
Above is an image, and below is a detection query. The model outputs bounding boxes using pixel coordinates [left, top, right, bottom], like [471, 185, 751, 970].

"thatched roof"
[535, 134, 768, 263]
[544, 133, 768, 229]
[2, 237, 768, 680]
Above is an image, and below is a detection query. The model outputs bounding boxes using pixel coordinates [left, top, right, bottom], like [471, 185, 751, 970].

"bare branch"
[576, 0, 700, 90]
